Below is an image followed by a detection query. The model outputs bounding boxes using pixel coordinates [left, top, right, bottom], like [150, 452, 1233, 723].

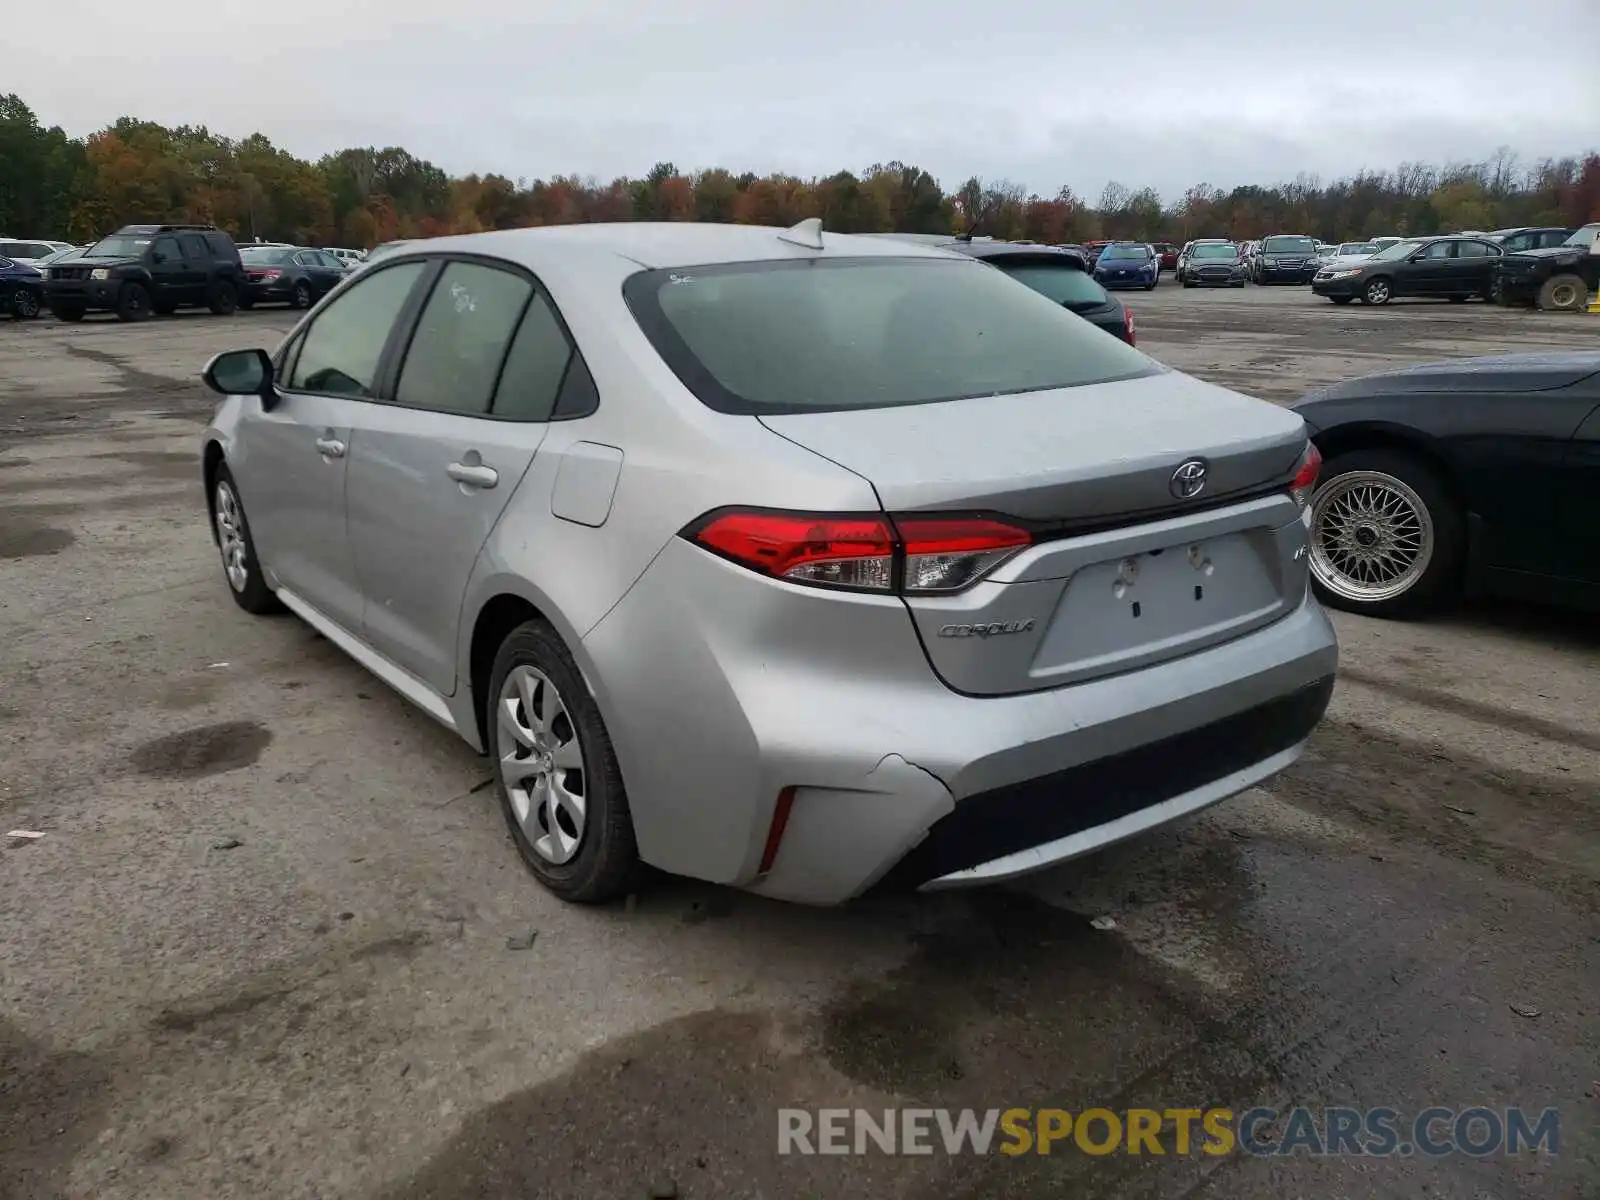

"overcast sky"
[16, 0, 1600, 200]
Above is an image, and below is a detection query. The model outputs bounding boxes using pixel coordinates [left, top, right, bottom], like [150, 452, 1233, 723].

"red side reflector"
[758, 786, 796, 875]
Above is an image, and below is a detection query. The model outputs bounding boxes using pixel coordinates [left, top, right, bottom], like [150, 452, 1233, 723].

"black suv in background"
[1489, 226, 1576, 253]
[1250, 234, 1321, 284]
[45, 224, 245, 321]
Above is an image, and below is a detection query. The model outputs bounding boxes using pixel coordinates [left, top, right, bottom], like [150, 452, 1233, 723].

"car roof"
[951, 242, 1086, 266]
[382, 222, 966, 273]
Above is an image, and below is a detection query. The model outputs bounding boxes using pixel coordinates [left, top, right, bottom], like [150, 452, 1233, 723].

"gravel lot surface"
[2, 285, 1596, 1200]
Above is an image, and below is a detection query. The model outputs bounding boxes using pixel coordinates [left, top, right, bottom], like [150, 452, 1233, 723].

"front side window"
[395, 262, 533, 416]
[993, 261, 1109, 306]
[290, 261, 426, 397]
[179, 233, 210, 260]
[624, 256, 1157, 416]
[1422, 241, 1454, 260]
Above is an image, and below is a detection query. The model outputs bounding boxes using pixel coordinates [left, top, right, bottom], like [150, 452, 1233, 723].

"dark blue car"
[0, 256, 45, 319]
[1093, 242, 1160, 290]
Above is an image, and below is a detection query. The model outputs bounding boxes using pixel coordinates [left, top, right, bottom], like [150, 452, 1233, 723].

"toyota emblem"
[1169, 459, 1208, 500]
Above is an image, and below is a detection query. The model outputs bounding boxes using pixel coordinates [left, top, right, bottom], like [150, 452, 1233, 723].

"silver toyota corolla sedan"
[198, 220, 1338, 906]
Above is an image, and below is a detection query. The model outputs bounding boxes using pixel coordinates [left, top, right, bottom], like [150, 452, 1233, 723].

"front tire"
[211, 466, 281, 615]
[1362, 277, 1392, 305]
[290, 281, 312, 310]
[116, 283, 152, 322]
[488, 621, 639, 903]
[1308, 448, 1464, 618]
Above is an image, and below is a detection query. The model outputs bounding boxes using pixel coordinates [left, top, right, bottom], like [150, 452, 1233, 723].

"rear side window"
[624, 257, 1157, 416]
[179, 234, 209, 260]
[395, 262, 532, 416]
[992, 261, 1108, 306]
[290, 261, 425, 396]
[493, 292, 574, 421]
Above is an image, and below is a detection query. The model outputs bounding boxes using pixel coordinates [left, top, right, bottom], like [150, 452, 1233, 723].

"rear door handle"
[447, 461, 498, 489]
[315, 436, 345, 458]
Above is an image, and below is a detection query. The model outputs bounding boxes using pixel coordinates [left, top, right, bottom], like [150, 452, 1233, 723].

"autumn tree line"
[3, 94, 1598, 252]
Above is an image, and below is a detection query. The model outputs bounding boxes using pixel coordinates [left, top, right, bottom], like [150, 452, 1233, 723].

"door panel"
[1404, 242, 1454, 295]
[346, 410, 544, 692]
[1560, 403, 1600, 583]
[232, 392, 364, 632]
[148, 237, 192, 304]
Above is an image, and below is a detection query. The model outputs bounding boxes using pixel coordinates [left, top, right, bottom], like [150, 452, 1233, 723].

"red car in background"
[1154, 242, 1180, 271]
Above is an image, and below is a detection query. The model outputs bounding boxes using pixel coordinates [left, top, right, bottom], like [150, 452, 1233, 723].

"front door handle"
[447, 461, 498, 489]
[315, 436, 346, 458]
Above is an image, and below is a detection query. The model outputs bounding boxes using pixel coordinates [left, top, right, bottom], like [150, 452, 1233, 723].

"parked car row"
[24, 224, 375, 322]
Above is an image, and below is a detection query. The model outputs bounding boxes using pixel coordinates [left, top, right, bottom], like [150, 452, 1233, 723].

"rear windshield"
[624, 257, 1157, 416]
[241, 247, 294, 264]
[992, 260, 1108, 306]
[1102, 245, 1149, 261]
[1192, 243, 1237, 259]
[1263, 236, 1317, 253]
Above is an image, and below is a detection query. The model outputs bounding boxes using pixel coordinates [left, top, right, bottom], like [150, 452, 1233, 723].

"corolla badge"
[938, 619, 1036, 639]
[1169, 458, 1208, 500]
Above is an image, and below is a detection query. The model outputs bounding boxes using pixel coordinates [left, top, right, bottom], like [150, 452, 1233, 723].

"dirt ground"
[1, 285, 1597, 1200]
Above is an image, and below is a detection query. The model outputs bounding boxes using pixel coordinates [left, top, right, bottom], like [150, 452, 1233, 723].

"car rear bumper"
[244, 281, 295, 302]
[584, 536, 1339, 905]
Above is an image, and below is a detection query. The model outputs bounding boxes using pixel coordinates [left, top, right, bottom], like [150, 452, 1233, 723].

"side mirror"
[203, 348, 275, 403]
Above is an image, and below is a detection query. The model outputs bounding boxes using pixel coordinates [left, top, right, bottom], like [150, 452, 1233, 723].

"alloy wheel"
[497, 666, 587, 864]
[1365, 280, 1390, 304]
[13, 289, 40, 318]
[213, 480, 250, 593]
[1309, 471, 1435, 603]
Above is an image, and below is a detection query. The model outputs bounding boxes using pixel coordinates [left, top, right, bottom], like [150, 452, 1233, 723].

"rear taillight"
[1289, 441, 1321, 508]
[1122, 306, 1137, 346]
[687, 510, 1031, 594]
[895, 515, 1032, 593]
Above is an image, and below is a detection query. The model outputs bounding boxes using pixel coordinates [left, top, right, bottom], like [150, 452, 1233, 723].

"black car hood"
[1297, 352, 1600, 405]
[55, 256, 140, 269]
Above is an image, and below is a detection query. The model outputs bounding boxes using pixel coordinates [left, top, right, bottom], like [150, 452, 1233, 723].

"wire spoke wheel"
[1310, 471, 1435, 604]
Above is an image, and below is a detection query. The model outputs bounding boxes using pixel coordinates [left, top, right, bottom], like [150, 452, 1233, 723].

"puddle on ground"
[0, 1017, 114, 1197]
[0, 523, 75, 560]
[129, 720, 272, 780]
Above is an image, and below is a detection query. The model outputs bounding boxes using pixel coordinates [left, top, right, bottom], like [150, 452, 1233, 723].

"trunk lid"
[760, 371, 1313, 695]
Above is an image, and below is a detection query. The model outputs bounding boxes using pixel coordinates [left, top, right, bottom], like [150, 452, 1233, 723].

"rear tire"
[208, 281, 239, 316]
[487, 621, 640, 904]
[1536, 273, 1588, 312]
[10, 288, 41, 319]
[116, 283, 152, 322]
[1308, 447, 1465, 619]
[290, 281, 312, 310]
